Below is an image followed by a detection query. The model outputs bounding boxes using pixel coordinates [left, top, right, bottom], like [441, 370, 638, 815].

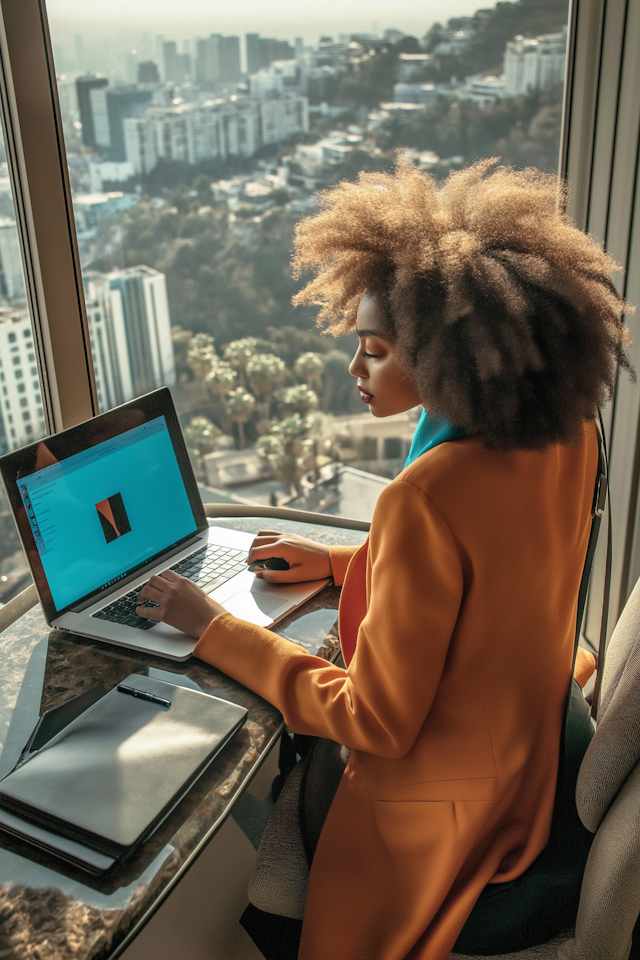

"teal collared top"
[404, 408, 469, 468]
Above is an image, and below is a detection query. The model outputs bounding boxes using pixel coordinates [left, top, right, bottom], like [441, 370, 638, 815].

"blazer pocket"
[375, 777, 496, 803]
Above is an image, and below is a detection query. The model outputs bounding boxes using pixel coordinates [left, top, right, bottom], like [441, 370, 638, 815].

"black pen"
[117, 684, 171, 708]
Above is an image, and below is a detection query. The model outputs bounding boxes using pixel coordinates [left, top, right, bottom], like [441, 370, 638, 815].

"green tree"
[294, 352, 325, 388]
[246, 353, 286, 420]
[322, 349, 355, 412]
[184, 415, 221, 480]
[223, 338, 259, 385]
[205, 360, 238, 434]
[257, 413, 313, 495]
[187, 332, 216, 380]
[280, 384, 319, 416]
[226, 387, 256, 449]
[171, 325, 194, 379]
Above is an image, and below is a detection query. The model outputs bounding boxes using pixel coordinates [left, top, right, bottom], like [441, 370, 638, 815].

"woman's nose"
[349, 352, 365, 378]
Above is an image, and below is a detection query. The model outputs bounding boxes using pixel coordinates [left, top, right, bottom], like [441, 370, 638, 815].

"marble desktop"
[0, 517, 367, 960]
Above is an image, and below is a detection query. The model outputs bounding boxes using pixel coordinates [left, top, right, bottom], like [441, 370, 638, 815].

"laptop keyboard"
[92, 544, 249, 630]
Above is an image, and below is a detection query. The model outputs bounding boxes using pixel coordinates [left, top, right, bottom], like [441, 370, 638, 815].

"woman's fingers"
[256, 530, 283, 537]
[135, 604, 163, 620]
[258, 567, 308, 584]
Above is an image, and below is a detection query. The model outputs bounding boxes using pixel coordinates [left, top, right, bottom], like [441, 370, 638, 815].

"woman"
[136, 159, 631, 960]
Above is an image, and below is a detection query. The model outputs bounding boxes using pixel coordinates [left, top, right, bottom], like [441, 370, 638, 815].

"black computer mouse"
[248, 557, 290, 572]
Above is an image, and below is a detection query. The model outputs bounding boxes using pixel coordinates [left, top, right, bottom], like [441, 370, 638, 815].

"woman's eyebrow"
[355, 328, 384, 338]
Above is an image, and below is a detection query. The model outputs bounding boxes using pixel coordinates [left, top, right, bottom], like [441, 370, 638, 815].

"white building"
[248, 60, 302, 98]
[88, 161, 135, 193]
[0, 308, 44, 450]
[124, 95, 308, 175]
[107, 266, 176, 399]
[260, 95, 309, 145]
[0, 220, 26, 301]
[504, 28, 567, 98]
[84, 271, 133, 410]
[455, 75, 506, 109]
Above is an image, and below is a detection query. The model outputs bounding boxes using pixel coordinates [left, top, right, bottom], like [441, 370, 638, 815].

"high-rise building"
[503, 27, 567, 97]
[246, 34, 261, 75]
[124, 94, 307, 173]
[294, 38, 304, 60]
[137, 61, 160, 84]
[0, 220, 26, 301]
[259, 94, 309, 145]
[196, 36, 220, 87]
[163, 41, 181, 83]
[57, 76, 79, 133]
[0, 309, 44, 450]
[124, 117, 158, 175]
[107, 266, 175, 399]
[84, 271, 132, 410]
[76, 78, 153, 161]
[218, 36, 241, 82]
[105, 87, 153, 161]
[258, 38, 294, 70]
[178, 53, 192, 82]
[76, 75, 109, 150]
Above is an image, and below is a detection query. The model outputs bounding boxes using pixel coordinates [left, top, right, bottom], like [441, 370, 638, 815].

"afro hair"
[292, 157, 633, 450]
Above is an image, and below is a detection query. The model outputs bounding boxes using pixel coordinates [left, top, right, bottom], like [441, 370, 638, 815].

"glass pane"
[0, 147, 48, 603]
[46, 0, 570, 521]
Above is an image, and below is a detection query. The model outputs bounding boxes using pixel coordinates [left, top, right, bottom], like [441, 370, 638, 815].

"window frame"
[0, 0, 98, 437]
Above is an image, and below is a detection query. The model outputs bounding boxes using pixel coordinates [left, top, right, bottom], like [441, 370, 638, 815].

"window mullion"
[0, 0, 99, 434]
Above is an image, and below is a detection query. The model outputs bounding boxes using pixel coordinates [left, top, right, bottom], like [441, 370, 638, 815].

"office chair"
[451, 575, 640, 960]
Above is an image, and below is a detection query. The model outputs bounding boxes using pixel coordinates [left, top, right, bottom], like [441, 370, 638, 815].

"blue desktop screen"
[18, 416, 197, 611]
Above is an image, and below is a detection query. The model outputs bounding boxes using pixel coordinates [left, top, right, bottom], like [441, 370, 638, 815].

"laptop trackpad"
[222, 591, 289, 626]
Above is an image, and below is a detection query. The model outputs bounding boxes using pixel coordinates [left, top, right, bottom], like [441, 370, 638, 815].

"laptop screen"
[0, 388, 207, 620]
[18, 415, 197, 612]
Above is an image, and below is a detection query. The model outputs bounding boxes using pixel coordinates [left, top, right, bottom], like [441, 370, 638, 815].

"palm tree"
[187, 333, 216, 380]
[171, 325, 194, 379]
[205, 360, 238, 435]
[257, 422, 309, 496]
[295, 352, 325, 389]
[225, 387, 256, 449]
[184, 416, 221, 480]
[246, 353, 286, 420]
[281, 384, 319, 416]
[223, 338, 258, 385]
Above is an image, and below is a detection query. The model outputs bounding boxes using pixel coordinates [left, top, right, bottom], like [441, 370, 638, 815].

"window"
[0, 146, 46, 604]
[46, 0, 572, 522]
[0, 0, 636, 622]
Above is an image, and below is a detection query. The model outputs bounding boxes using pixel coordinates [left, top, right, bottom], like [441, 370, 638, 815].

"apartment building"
[503, 27, 567, 98]
[124, 94, 307, 174]
[0, 219, 26, 300]
[0, 308, 44, 452]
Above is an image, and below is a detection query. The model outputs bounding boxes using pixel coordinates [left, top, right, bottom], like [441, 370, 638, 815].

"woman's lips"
[358, 387, 374, 403]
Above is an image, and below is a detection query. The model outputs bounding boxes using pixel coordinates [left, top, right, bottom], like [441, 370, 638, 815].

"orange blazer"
[194, 424, 597, 960]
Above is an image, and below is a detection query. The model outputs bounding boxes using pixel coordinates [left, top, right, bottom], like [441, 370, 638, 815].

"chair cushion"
[247, 761, 308, 920]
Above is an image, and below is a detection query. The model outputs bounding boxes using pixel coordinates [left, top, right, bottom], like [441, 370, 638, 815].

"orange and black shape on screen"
[95, 493, 132, 544]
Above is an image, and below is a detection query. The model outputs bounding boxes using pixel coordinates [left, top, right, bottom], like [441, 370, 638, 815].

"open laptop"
[0, 387, 329, 661]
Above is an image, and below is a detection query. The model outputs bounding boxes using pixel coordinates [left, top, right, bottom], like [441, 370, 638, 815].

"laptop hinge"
[68, 534, 204, 614]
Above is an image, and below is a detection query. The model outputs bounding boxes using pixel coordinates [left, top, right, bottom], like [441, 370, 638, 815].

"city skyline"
[47, 0, 482, 45]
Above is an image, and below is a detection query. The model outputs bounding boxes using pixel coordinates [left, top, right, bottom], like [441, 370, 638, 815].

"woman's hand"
[135, 570, 225, 638]
[247, 529, 332, 583]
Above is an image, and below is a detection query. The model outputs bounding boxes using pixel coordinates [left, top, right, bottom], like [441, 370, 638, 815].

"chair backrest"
[558, 575, 640, 960]
[577, 575, 640, 832]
